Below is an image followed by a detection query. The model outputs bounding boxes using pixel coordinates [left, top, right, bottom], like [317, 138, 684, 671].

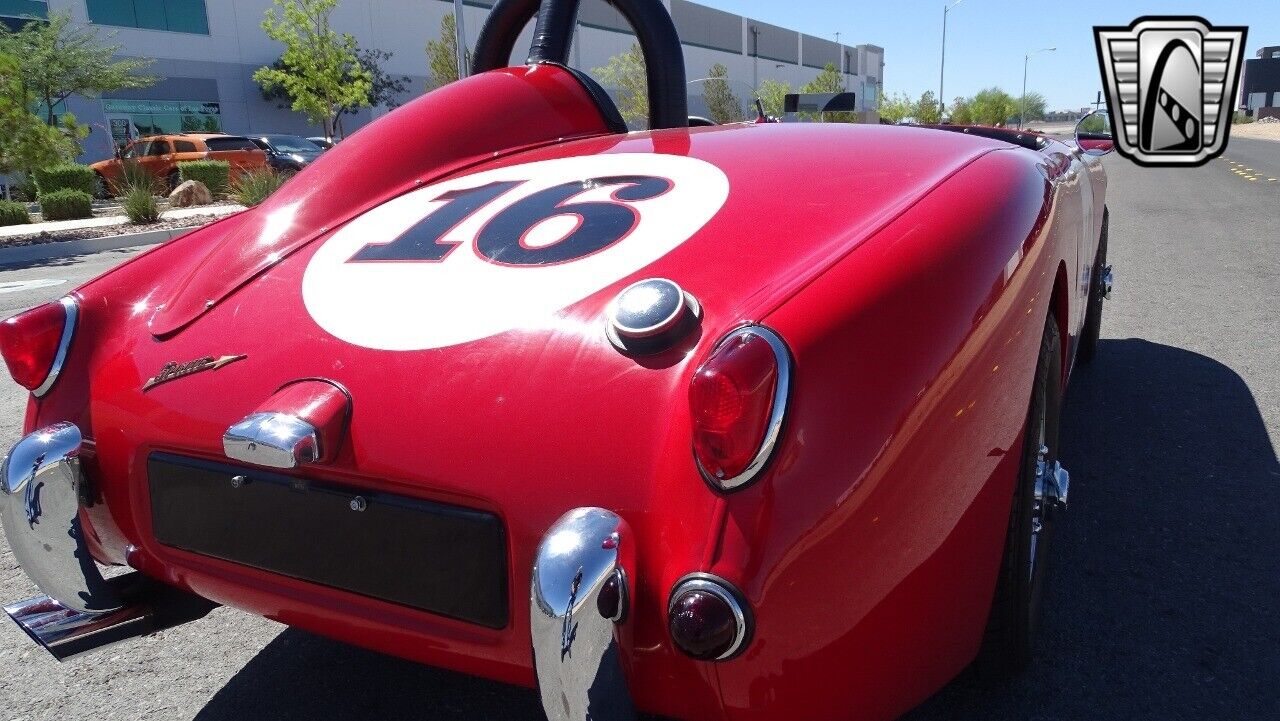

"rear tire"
[167, 170, 181, 193]
[93, 172, 110, 200]
[977, 314, 1063, 678]
[1077, 208, 1108, 364]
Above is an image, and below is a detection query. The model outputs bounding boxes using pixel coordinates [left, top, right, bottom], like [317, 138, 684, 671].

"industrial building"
[1241, 45, 1280, 119]
[0, 0, 885, 163]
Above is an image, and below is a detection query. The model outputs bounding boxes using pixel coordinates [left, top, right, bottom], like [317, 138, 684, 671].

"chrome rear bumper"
[1, 423, 215, 660]
[1, 422, 122, 614]
[531, 507, 636, 721]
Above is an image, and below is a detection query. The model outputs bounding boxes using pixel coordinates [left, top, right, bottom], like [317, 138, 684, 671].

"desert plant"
[178, 160, 230, 195]
[231, 168, 286, 207]
[32, 163, 96, 196]
[0, 199, 30, 226]
[112, 159, 160, 196]
[121, 183, 159, 224]
[38, 188, 92, 220]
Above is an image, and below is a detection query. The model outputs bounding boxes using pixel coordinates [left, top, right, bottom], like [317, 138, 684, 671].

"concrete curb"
[0, 226, 195, 267]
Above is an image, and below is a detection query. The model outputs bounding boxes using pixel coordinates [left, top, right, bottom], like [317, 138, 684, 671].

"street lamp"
[1020, 46, 1056, 129]
[453, 0, 469, 78]
[938, 0, 968, 118]
[750, 25, 761, 90]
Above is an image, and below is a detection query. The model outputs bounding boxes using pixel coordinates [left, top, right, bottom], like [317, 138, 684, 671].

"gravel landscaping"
[0, 211, 233, 247]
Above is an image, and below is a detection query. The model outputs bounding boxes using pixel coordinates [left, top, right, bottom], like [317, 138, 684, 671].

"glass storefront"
[102, 99, 221, 143]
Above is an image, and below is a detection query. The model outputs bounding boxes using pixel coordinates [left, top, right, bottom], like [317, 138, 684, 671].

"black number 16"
[349, 175, 672, 266]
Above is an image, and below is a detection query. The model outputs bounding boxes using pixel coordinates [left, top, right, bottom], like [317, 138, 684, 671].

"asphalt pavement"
[0, 142, 1276, 720]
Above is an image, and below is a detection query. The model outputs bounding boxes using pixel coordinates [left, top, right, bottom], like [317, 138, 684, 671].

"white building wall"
[41, 0, 880, 163]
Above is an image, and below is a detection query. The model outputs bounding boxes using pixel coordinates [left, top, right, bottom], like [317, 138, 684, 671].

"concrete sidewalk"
[0, 203, 244, 239]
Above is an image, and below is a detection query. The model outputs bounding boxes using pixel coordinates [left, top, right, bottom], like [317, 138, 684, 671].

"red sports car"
[0, 1, 1114, 719]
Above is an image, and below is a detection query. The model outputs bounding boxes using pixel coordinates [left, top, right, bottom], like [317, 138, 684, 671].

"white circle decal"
[302, 153, 729, 350]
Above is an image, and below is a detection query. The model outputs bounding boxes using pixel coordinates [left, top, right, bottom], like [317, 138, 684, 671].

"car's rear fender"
[703, 148, 1065, 721]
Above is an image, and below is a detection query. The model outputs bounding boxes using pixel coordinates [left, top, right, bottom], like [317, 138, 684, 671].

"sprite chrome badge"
[1094, 16, 1247, 167]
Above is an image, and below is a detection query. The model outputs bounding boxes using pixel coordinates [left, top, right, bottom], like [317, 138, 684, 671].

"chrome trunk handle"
[222, 412, 319, 469]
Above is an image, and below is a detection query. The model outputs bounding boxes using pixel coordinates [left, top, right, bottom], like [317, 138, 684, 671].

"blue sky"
[699, 1, 1278, 111]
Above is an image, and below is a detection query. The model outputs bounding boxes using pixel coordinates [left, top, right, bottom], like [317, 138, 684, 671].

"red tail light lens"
[668, 575, 752, 661]
[0, 298, 77, 395]
[689, 325, 791, 490]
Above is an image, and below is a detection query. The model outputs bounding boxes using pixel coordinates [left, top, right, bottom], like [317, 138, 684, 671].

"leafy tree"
[701, 64, 743, 124]
[802, 62, 846, 94]
[878, 91, 914, 124]
[592, 43, 648, 128]
[358, 48, 411, 110]
[968, 87, 1019, 126]
[426, 13, 470, 89]
[0, 52, 79, 181]
[0, 11, 155, 126]
[1018, 91, 1047, 124]
[754, 78, 791, 120]
[912, 91, 941, 124]
[262, 47, 410, 113]
[948, 97, 972, 124]
[253, 0, 372, 140]
[801, 63, 854, 122]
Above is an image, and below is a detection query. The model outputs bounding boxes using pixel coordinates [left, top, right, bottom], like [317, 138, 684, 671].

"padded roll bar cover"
[473, 0, 688, 129]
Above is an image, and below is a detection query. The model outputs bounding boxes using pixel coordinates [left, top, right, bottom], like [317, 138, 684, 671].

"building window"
[0, 0, 47, 31]
[87, 0, 209, 34]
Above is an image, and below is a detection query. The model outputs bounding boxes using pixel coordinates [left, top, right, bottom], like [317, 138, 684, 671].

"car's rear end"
[0, 4, 1078, 717]
[196, 134, 269, 176]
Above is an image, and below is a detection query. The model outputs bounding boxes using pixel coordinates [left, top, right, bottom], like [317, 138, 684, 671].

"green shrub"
[122, 184, 160, 224]
[39, 189, 93, 221]
[231, 168, 286, 207]
[179, 160, 231, 195]
[33, 164, 97, 197]
[0, 200, 31, 227]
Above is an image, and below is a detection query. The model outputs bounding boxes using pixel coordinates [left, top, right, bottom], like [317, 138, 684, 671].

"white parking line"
[0, 278, 67, 294]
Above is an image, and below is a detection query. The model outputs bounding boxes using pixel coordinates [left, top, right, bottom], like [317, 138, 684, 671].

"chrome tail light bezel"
[691, 324, 793, 492]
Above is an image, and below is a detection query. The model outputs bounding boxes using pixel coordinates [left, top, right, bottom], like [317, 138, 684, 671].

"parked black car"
[307, 136, 336, 150]
[249, 135, 326, 172]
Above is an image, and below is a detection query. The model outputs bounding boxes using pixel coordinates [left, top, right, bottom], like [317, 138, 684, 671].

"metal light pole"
[453, 0, 469, 79]
[1020, 46, 1056, 129]
[938, 0, 966, 118]
[750, 25, 760, 91]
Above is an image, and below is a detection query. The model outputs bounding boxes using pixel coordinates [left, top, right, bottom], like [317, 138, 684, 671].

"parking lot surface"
[0, 145, 1276, 720]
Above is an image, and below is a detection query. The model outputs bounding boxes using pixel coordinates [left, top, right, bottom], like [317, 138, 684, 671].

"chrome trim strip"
[695, 324, 793, 491]
[668, 573, 751, 661]
[222, 412, 319, 469]
[33, 297, 78, 398]
[531, 507, 636, 721]
[0, 423, 123, 614]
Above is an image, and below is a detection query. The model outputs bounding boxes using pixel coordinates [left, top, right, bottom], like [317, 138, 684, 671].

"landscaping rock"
[169, 180, 213, 208]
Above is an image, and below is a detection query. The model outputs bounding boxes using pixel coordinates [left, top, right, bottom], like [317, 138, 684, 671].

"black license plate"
[148, 453, 508, 629]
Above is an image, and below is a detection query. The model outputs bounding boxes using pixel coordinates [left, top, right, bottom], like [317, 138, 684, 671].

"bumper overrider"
[2, 426, 746, 719]
[0, 423, 214, 661]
